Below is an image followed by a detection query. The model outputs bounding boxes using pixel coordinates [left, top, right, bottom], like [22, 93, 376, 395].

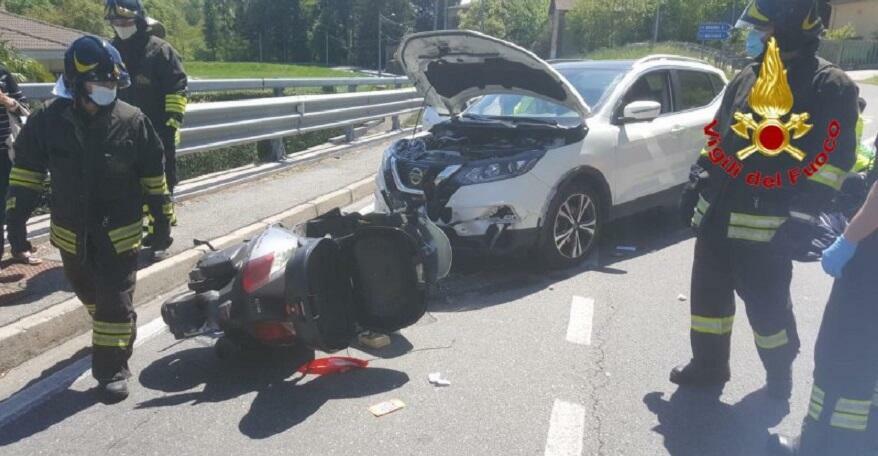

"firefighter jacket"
[692, 53, 859, 243]
[113, 32, 188, 145]
[7, 98, 172, 258]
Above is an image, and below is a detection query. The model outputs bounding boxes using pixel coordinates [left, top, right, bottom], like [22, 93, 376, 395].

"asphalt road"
[0, 206, 848, 456]
[0, 79, 875, 456]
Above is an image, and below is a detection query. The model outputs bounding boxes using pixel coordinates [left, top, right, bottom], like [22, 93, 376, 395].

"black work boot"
[669, 360, 730, 387]
[767, 433, 799, 455]
[766, 369, 793, 400]
[98, 378, 129, 403]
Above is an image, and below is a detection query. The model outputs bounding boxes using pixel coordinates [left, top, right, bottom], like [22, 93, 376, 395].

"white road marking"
[0, 316, 168, 428]
[544, 399, 586, 456]
[566, 296, 594, 346]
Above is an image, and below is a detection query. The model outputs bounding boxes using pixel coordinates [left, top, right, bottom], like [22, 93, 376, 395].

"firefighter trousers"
[61, 243, 138, 383]
[799, 235, 878, 456]
[689, 233, 801, 376]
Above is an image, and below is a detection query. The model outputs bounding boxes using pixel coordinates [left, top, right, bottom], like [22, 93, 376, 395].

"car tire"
[537, 181, 603, 269]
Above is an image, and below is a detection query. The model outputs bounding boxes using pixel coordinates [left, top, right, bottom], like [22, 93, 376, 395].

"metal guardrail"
[19, 76, 411, 100]
[179, 88, 422, 155]
[18, 76, 421, 159]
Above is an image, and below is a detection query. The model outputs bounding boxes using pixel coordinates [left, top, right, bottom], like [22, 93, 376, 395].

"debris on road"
[297, 356, 368, 376]
[369, 399, 406, 417]
[358, 331, 391, 349]
[428, 372, 451, 387]
[616, 246, 637, 252]
[677, 294, 688, 302]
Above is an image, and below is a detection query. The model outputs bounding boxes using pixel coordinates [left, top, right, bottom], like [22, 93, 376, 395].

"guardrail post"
[390, 82, 402, 131]
[345, 84, 359, 142]
[255, 87, 288, 162]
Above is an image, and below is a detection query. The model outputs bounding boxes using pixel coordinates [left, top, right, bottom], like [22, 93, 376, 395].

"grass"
[866, 76, 878, 85]
[186, 61, 356, 79]
[584, 43, 707, 61]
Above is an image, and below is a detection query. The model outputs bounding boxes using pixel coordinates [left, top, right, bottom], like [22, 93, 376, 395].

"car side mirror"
[620, 100, 662, 123]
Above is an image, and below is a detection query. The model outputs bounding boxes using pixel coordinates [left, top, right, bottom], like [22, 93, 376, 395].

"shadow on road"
[644, 387, 791, 456]
[0, 388, 100, 446]
[136, 346, 409, 439]
[432, 207, 694, 313]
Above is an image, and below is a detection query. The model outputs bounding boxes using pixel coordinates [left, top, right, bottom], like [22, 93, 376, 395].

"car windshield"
[463, 67, 626, 123]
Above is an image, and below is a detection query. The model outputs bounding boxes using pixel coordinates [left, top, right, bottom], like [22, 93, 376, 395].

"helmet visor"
[105, 4, 139, 20]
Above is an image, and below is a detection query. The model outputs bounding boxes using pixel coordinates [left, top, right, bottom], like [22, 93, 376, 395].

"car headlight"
[453, 150, 545, 186]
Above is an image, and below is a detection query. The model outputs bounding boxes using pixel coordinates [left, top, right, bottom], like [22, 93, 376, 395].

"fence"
[819, 40, 878, 70]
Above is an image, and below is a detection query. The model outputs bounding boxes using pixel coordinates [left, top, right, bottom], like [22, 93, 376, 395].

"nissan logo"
[409, 167, 425, 186]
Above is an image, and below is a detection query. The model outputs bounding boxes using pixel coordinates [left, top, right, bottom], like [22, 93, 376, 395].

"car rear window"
[676, 70, 722, 111]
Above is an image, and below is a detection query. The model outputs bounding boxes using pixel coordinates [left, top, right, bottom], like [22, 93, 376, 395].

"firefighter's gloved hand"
[771, 212, 828, 262]
[821, 235, 857, 278]
[679, 166, 709, 227]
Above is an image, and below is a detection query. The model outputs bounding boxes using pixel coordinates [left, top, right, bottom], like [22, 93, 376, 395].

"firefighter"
[7, 36, 173, 402]
[0, 64, 41, 266]
[105, 0, 187, 247]
[768, 179, 878, 455]
[673, 0, 859, 400]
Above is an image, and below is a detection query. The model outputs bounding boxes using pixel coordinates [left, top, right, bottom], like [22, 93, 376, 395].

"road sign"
[697, 22, 733, 41]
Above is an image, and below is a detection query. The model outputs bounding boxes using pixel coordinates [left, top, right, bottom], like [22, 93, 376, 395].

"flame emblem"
[731, 37, 812, 161]
[73, 52, 98, 74]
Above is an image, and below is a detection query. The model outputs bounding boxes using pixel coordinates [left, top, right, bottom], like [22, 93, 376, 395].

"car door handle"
[670, 125, 686, 134]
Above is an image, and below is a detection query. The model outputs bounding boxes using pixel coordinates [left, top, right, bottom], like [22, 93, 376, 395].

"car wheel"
[537, 182, 602, 269]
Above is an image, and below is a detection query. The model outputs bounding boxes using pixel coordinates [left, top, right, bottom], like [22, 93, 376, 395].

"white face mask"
[113, 24, 138, 40]
[88, 85, 118, 106]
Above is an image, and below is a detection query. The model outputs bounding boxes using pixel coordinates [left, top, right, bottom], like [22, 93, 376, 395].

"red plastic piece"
[298, 356, 369, 376]
[242, 252, 274, 293]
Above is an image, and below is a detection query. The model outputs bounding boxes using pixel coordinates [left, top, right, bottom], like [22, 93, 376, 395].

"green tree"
[24, 0, 110, 36]
[0, 40, 53, 83]
[351, 0, 413, 69]
[458, 0, 505, 38]
[312, 0, 354, 65]
[458, 0, 550, 51]
[203, 0, 247, 60]
[142, 0, 206, 59]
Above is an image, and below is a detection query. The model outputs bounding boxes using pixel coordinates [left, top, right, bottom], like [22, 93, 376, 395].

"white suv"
[375, 31, 728, 268]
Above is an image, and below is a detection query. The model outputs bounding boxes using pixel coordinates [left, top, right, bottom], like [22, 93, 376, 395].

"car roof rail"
[634, 54, 708, 66]
[546, 58, 588, 63]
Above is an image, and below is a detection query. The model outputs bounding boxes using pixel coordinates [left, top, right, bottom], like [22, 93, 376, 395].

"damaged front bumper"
[376, 159, 549, 255]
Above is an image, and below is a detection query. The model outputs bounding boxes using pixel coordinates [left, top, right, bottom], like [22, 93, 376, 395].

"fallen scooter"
[160, 191, 452, 362]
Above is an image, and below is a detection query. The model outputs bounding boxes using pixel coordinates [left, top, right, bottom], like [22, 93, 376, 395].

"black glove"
[679, 165, 710, 227]
[771, 211, 839, 262]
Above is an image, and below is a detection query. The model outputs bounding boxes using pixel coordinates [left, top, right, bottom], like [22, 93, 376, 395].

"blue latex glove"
[821, 236, 858, 278]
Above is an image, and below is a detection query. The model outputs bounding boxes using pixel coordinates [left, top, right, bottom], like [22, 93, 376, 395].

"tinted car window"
[709, 73, 726, 93]
[677, 70, 722, 111]
[620, 71, 672, 114]
[557, 68, 626, 108]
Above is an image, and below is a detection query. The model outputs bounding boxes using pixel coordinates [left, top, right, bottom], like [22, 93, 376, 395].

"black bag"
[286, 211, 428, 353]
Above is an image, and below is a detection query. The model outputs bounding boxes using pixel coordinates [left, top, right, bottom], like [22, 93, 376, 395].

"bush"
[177, 128, 347, 181]
[825, 23, 860, 41]
[0, 41, 53, 83]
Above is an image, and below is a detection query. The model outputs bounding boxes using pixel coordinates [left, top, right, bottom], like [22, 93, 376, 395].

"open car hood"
[397, 30, 591, 119]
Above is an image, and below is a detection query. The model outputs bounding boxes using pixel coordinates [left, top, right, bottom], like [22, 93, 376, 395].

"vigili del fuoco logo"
[702, 36, 842, 190]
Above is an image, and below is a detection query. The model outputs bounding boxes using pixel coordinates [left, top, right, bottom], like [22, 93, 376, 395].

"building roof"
[0, 10, 84, 52]
[552, 0, 576, 11]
